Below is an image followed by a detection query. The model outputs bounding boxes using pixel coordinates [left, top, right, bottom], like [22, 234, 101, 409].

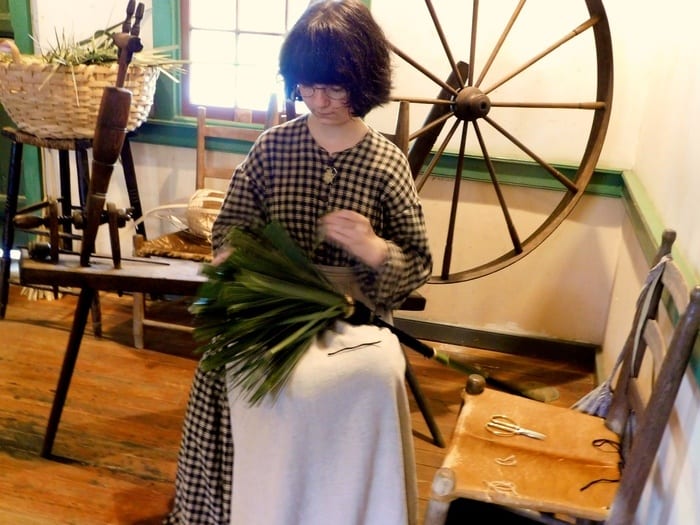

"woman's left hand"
[319, 209, 388, 269]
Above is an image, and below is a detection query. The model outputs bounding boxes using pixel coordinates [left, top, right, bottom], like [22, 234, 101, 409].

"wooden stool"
[0, 127, 146, 322]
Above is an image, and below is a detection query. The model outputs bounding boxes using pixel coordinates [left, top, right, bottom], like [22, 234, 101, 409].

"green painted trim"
[621, 170, 700, 385]
[0, 194, 26, 208]
[7, 0, 41, 205]
[132, 118, 194, 149]
[133, 118, 265, 155]
[0, 13, 12, 38]
[426, 152, 623, 197]
[137, 121, 625, 199]
[620, 174, 663, 264]
[151, 0, 181, 121]
[621, 171, 697, 285]
[8, 0, 31, 52]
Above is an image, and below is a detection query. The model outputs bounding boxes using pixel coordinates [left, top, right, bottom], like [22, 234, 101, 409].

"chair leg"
[424, 499, 451, 525]
[132, 291, 145, 349]
[90, 292, 102, 338]
[404, 348, 445, 448]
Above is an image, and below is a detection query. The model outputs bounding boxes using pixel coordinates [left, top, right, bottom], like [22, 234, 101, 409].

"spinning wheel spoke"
[491, 101, 607, 109]
[467, 1, 480, 87]
[390, 97, 453, 106]
[391, 44, 460, 95]
[473, 120, 523, 255]
[475, 0, 526, 88]
[481, 15, 601, 95]
[409, 111, 455, 143]
[441, 121, 470, 280]
[415, 119, 461, 192]
[425, 0, 465, 87]
[385, 0, 612, 282]
[482, 115, 579, 194]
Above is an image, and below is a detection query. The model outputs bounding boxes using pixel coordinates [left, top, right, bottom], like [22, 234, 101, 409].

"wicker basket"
[0, 39, 160, 139]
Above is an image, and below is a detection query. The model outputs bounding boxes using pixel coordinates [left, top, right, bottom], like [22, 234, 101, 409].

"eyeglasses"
[297, 84, 348, 101]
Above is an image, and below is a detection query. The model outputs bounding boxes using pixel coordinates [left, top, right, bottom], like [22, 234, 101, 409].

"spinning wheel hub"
[452, 86, 491, 121]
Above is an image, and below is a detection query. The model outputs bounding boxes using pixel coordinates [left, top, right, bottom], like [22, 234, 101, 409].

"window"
[180, 0, 309, 123]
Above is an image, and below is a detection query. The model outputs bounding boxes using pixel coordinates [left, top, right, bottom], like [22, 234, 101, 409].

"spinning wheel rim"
[388, 0, 613, 283]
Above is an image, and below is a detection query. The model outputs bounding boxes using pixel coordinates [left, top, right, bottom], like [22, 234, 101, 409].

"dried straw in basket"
[0, 39, 159, 139]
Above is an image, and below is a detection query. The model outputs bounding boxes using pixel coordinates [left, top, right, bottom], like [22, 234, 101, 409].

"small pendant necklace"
[323, 165, 337, 184]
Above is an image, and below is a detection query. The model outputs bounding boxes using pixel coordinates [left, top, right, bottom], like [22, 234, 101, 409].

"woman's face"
[298, 84, 353, 125]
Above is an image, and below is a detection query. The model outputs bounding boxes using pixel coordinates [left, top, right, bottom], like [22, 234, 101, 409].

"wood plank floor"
[0, 281, 595, 524]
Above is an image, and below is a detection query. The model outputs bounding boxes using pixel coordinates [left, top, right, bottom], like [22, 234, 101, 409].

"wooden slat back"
[196, 96, 282, 190]
[605, 230, 700, 523]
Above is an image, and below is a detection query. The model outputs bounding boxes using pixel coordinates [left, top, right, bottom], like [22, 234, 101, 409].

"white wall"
[30, 0, 154, 51]
[615, 1, 700, 273]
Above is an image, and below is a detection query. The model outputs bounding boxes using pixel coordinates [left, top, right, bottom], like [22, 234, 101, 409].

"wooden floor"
[0, 281, 595, 524]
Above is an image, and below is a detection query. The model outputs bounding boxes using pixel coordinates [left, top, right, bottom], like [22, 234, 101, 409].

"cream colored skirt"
[226, 267, 417, 525]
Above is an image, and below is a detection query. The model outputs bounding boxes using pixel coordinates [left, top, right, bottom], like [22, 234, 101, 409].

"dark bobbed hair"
[279, 0, 392, 118]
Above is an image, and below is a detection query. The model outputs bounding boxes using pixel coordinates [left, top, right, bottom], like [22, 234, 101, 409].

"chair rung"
[142, 319, 194, 332]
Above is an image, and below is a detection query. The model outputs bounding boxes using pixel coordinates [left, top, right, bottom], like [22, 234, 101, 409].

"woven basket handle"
[0, 39, 22, 63]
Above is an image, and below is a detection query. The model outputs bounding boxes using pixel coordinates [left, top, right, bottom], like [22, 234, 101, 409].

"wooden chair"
[424, 229, 700, 525]
[131, 100, 282, 348]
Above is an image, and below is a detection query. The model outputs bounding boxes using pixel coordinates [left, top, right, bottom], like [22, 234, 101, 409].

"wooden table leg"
[91, 292, 102, 338]
[0, 141, 23, 319]
[41, 286, 96, 458]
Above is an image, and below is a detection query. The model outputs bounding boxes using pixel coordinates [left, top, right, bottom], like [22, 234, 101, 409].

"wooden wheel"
[385, 0, 613, 283]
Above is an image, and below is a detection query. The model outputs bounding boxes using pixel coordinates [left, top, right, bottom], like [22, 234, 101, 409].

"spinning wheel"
[383, 0, 613, 283]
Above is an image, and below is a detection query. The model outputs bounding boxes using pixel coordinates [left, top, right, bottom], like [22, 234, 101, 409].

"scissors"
[485, 415, 546, 440]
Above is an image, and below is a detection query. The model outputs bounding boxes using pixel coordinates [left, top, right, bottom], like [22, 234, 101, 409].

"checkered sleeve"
[210, 135, 270, 255]
[356, 139, 432, 310]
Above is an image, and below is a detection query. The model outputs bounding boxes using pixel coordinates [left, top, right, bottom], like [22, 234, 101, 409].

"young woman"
[165, 1, 432, 523]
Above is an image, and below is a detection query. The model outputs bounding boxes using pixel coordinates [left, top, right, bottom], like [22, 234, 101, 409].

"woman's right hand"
[211, 247, 232, 266]
[318, 210, 388, 269]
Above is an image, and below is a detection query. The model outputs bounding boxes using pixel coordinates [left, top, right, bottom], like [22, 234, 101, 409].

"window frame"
[135, 0, 284, 151]
[179, 0, 294, 123]
[138, 0, 374, 148]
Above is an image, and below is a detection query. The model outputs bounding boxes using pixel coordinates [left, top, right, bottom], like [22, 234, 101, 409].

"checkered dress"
[164, 115, 432, 524]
